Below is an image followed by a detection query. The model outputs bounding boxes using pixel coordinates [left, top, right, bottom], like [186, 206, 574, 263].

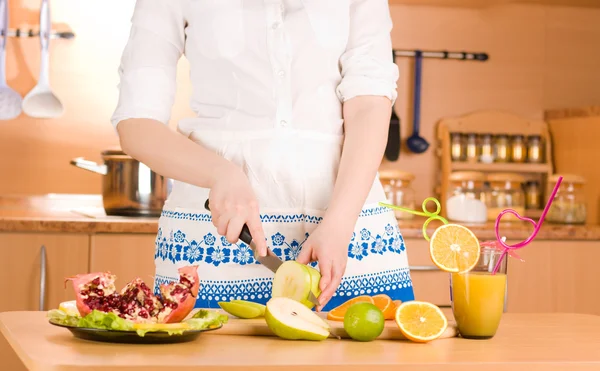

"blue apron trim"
[160, 205, 391, 224]
[154, 267, 414, 312]
[154, 223, 406, 266]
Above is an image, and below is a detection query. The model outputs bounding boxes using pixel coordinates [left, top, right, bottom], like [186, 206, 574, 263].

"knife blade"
[204, 199, 320, 307]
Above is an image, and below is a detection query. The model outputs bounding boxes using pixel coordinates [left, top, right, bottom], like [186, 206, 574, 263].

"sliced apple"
[218, 300, 266, 319]
[301, 265, 322, 309]
[264, 297, 330, 341]
[272, 261, 321, 309]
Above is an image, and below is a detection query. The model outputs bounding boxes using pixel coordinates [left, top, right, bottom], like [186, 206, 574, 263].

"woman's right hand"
[208, 165, 268, 257]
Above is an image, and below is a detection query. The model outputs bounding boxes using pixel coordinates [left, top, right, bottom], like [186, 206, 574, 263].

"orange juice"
[451, 272, 506, 339]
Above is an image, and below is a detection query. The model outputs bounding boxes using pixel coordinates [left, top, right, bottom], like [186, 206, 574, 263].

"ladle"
[406, 50, 429, 154]
[22, 0, 63, 119]
[0, 0, 23, 120]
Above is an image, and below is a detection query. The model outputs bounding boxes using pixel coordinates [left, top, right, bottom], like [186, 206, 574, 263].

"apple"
[264, 297, 330, 341]
[271, 261, 321, 309]
[218, 300, 266, 319]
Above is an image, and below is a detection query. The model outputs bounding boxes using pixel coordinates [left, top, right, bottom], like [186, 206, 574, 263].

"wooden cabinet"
[405, 238, 452, 307]
[506, 240, 600, 315]
[90, 234, 157, 287]
[0, 232, 89, 371]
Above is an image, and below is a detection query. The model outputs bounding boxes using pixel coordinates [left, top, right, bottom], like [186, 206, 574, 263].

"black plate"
[48, 319, 222, 344]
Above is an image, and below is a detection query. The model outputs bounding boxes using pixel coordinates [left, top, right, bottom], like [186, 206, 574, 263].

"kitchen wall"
[2, 1, 600, 205]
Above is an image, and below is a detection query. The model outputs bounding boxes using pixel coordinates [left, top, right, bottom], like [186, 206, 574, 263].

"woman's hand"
[208, 165, 268, 257]
[296, 218, 355, 311]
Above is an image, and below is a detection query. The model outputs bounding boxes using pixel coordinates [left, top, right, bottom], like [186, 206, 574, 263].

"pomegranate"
[65, 265, 199, 323]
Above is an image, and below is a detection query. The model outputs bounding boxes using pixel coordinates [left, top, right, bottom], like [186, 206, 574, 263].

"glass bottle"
[525, 181, 541, 210]
[510, 135, 526, 163]
[526, 135, 544, 163]
[546, 174, 587, 224]
[484, 173, 526, 221]
[378, 170, 416, 220]
[479, 134, 494, 164]
[450, 133, 466, 162]
[465, 134, 479, 163]
[446, 171, 488, 223]
[493, 134, 510, 163]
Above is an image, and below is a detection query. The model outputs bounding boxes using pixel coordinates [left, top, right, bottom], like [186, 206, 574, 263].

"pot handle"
[70, 157, 108, 175]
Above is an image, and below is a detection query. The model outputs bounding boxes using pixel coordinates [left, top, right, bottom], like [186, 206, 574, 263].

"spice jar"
[526, 135, 544, 163]
[525, 181, 541, 210]
[446, 171, 488, 223]
[493, 134, 510, 163]
[484, 173, 526, 221]
[379, 170, 416, 220]
[511, 135, 526, 163]
[479, 134, 494, 164]
[465, 133, 479, 163]
[546, 174, 587, 225]
[450, 133, 466, 162]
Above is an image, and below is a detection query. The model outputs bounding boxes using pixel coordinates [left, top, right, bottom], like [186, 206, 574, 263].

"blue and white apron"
[152, 125, 415, 311]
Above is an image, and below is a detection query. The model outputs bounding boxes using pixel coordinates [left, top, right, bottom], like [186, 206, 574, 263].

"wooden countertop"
[1, 311, 600, 370]
[0, 194, 599, 240]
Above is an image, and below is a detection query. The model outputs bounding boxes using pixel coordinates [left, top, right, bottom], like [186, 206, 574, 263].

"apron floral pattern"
[153, 204, 415, 312]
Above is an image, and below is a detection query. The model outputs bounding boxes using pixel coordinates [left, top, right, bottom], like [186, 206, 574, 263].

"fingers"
[295, 244, 312, 265]
[225, 215, 246, 244]
[317, 262, 345, 311]
[246, 212, 267, 257]
[315, 260, 332, 311]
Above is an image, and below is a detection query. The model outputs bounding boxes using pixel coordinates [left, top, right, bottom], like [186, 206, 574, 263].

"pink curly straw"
[491, 176, 563, 274]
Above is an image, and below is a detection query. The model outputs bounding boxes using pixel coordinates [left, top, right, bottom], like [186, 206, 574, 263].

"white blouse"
[110, 0, 399, 138]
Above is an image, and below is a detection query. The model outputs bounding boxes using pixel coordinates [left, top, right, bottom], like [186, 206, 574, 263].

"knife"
[203, 199, 321, 307]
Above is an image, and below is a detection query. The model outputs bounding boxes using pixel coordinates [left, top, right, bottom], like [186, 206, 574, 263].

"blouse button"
[280, 120, 288, 127]
[271, 22, 280, 29]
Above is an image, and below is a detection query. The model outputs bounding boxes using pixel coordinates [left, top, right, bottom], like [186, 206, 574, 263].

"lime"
[343, 302, 385, 341]
[218, 300, 266, 319]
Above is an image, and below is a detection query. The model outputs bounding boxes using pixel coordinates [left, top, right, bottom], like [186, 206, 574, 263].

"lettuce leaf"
[77, 310, 135, 331]
[47, 309, 81, 327]
[47, 308, 227, 337]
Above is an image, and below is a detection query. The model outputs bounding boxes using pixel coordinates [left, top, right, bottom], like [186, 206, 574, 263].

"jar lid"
[378, 170, 415, 182]
[487, 172, 526, 183]
[448, 171, 486, 182]
[549, 174, 585, 184]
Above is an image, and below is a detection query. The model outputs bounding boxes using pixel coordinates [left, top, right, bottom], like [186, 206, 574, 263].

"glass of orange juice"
[450, 246, 507, 339]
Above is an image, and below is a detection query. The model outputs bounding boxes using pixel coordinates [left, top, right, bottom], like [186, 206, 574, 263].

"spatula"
[22, 0, 63, 119]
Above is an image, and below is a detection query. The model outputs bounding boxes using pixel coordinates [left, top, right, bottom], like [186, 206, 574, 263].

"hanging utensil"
[22, 0, 63, 119]
[406, 50, 429, 154]
[385, 50, 401, 162]
[0, 0, 22, 120]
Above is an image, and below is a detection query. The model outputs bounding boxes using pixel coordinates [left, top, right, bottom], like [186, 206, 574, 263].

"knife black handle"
[204, 199, 253, 245]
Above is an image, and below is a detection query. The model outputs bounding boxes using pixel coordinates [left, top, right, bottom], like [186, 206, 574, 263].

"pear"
[264, 297, 330, 341]
[218, 300, 266, 319]
[272, 261, 322, 309]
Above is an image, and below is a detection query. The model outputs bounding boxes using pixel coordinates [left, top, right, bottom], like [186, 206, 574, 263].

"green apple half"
[218, 300, 266, 319]
[271, 261, 322, 309]
[264, 297, 330, 341]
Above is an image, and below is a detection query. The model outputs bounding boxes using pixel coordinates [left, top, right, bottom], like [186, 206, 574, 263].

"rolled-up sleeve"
[336, 0, 399, 105]
[110, 0, 186, 129]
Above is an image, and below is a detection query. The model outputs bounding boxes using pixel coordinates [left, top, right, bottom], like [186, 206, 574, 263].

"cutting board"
[208, 311, 458, 340]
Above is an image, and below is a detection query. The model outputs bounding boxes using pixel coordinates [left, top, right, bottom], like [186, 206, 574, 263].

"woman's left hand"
[296, 219, 354, 311]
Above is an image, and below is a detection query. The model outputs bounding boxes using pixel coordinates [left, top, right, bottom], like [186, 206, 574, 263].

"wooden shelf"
[389, 0, 600, 8]
[451, 162, 551, 174]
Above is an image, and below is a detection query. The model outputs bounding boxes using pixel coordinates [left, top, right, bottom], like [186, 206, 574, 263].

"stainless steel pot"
[70, 150, 170, 217]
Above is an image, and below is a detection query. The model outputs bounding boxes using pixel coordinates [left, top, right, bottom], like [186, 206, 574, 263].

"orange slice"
[394, 301, 448, 343]
[326, 295, 374, 321]
[372, 294, 395, 320]
[429, 224, 480, 273]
